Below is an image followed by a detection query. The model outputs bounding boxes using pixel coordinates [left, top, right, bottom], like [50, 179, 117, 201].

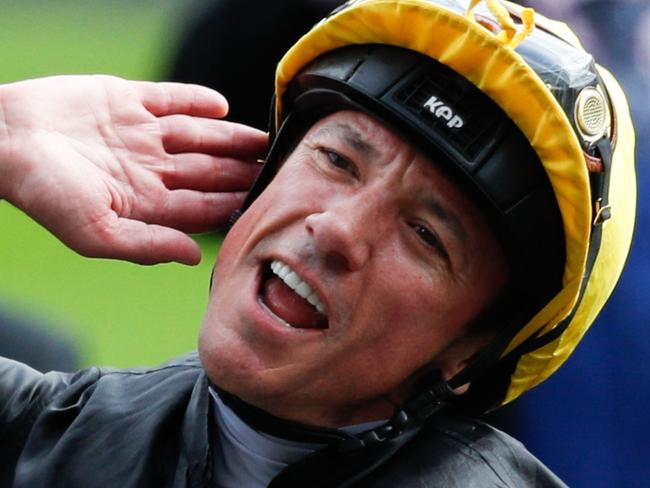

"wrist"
[0, 82, 22, 203]
[0, 84, 10, 200]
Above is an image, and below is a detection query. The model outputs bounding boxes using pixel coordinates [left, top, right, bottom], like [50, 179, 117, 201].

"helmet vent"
[575, 86, 609, 141]
[393, 71, 506, 166]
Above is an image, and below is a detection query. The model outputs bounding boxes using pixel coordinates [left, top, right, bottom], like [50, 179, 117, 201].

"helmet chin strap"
[267, 374, 455, 487]
[212, 374, 456, 487]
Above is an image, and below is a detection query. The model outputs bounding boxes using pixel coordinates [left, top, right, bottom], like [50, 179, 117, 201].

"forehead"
[304, 110, 408, 161]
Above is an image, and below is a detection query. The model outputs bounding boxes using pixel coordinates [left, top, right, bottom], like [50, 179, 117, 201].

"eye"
[322, 149, 359, 178]
[411, 223, 450, 261]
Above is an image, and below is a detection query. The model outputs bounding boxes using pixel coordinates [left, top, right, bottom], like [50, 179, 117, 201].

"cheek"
[212, 230, 243, 281]
[211, 178, 289, 281]
[248, 162, 328, 224]
[358, 261, 470, 359]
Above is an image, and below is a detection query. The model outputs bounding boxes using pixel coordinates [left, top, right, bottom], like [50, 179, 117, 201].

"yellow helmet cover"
[268, 0, 636, 409]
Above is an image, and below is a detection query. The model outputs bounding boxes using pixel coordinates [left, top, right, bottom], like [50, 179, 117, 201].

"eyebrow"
[423, 196, 468, 245]
[313, 123, 380, 159]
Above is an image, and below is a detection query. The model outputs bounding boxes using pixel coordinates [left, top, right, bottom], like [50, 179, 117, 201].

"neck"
[211, 382, 390, 443]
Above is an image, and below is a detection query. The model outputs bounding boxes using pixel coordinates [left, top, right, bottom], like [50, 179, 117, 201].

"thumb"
[72, 217, 203, 265]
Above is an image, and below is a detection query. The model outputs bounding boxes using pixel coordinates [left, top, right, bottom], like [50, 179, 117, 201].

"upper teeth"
[270, 260, 326, 315]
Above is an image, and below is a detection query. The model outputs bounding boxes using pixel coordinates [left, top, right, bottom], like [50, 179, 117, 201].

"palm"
[0, 75, 267, 264]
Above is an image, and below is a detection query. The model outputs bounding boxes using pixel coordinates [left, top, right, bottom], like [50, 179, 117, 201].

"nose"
[305, 195, 378, 272]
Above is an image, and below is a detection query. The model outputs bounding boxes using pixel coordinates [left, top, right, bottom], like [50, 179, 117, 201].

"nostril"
[305, 214, 317, 236]
[304, 211, 370, 272]
[323, 250, 353, 273]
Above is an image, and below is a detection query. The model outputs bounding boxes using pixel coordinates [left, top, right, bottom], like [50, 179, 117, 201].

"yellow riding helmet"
[241, 0, 636, 413]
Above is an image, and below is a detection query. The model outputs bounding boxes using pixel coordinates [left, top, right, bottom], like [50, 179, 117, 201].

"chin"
[197, 311, 284, 405]
[198, 314, 250, 388]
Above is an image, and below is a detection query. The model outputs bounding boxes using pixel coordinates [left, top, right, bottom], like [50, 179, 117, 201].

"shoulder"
[94, 351, 203, 380]
[50, 352, 205, 410]
[4, 353, 209, 487]
[0, 356, 74, 431]
[365, 411, 567, 487]
[0, 351, 203, 436]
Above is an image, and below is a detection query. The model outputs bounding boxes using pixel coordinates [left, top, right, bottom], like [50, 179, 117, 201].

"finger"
[139, 190, 247, 234]
[162, 154, 261, 192]
[160, 116, 268, 157]
[74, 217, 202, 266]
[134, 81, 229, 118]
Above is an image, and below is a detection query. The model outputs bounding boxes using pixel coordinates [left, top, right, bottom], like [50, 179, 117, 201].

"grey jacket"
[0, 353, 567, 487]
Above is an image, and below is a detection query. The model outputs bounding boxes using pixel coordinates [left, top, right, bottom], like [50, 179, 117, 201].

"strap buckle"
[593, 197, 612, 226]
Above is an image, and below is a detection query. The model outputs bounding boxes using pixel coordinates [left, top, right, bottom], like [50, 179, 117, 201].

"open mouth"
[258, 260, 329, 330]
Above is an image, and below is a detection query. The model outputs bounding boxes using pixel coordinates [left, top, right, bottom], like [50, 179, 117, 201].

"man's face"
[199, 111, 508, 427]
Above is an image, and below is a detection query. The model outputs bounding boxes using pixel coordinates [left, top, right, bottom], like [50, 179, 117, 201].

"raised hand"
[0, 75, 267, 265]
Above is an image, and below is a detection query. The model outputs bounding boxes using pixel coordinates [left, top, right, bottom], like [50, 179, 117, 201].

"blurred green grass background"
[0, 0, 219, 368]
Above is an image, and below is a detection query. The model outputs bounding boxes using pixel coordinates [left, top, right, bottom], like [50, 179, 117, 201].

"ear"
[386, 332, 491, 406]
[429, 332, 492, 395]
